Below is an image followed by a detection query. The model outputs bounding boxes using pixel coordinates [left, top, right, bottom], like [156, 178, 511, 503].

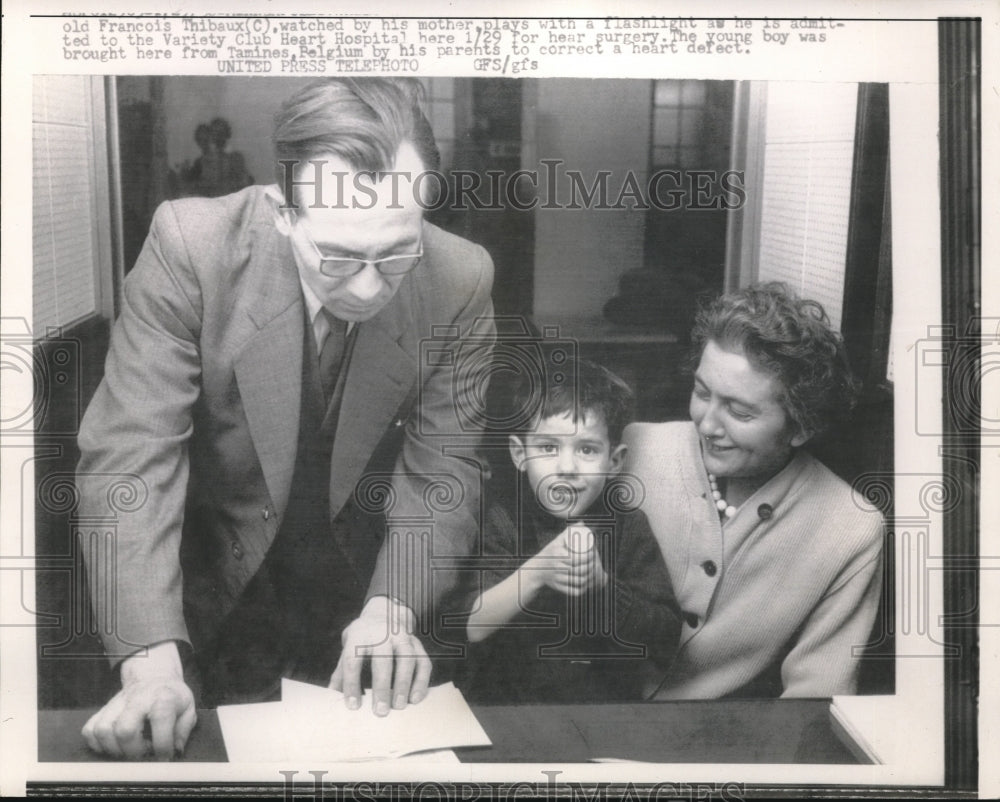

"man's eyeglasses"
[293, 214, 423, 279]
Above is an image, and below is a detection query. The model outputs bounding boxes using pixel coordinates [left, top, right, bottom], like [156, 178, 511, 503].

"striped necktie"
[318, 309, 348, 404]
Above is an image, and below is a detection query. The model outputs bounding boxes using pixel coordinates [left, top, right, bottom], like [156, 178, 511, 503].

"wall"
[162, 77, 312, 186]
[531, 79, 651, 321]
[160, 77, 456, 187]
[155, 76, 650, 323]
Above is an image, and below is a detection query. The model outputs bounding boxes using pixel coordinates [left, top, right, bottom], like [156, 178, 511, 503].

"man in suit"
[77, 78, 495, 759]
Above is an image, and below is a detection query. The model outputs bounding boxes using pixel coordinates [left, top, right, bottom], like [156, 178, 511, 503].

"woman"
[625, 283, 884, 698]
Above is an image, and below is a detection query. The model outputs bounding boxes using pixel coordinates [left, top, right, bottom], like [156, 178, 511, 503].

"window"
[754, 82, 860, 331]
[650, 80, 709, 169]
[32, 76, 113, 334]
[643, 81, 734, 323]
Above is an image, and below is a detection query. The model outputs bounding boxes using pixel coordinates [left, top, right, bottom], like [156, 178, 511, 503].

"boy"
[457, 358, 681, 703]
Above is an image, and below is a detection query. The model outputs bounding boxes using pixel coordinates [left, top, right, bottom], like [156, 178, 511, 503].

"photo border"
[1, 1, 993, 798]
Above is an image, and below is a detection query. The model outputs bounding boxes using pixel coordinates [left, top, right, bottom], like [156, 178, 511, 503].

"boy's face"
[509, 411, 626, 520]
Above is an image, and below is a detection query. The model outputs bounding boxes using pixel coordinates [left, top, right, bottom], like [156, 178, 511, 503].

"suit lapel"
[231, 198, 426, 524]
[329, 274, 418, 518]
[233, 205, 304, 519]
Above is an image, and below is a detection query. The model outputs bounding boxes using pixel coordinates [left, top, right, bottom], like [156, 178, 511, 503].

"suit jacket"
[77, 186, 495, 663]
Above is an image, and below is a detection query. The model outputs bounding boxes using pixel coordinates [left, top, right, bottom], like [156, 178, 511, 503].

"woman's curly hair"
[690, 282, 860, 439]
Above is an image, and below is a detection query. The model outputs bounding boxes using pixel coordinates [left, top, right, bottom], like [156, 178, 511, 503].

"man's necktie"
[318, 309, 348, 404]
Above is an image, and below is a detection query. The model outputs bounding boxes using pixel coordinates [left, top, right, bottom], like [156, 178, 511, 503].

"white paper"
[830, 695, 897, 765]
[215, 701, 295, 763]
[217, 680, 489, 763]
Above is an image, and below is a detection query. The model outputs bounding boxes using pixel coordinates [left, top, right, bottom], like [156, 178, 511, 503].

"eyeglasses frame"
[288, 209, 423, 279]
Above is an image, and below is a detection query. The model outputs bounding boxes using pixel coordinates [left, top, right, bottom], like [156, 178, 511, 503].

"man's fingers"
[369, 643, 394, 716]
[82, 674, 196, 761]
[113, 700, 150, 760]
[83, 705, 123, 758]
[91, 714, 126, 759]
[174, 705, 197, 755]
[88, 694, 128, 758]
[81, 710, 100, 754]
[337, 601, 427, 715]
[390, 643, 416, 710]
[328, 660, 344, 692]
[337, 644, 365, 709]
[410, 642, 432, 704]
[148, 695, 181, 760]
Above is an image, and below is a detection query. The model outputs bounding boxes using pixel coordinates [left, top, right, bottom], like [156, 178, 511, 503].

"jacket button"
[685, 612, 699, 628]
[758, 503, 773, 520]
[231, 541, 243, 559]
[262, 505, 270, 521]
[702, 560, 718, 577]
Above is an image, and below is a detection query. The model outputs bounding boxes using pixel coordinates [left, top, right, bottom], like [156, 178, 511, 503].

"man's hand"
[532, 524, 608, 596]
[329, 596, 432, 716]
[81, 641, 196, 760]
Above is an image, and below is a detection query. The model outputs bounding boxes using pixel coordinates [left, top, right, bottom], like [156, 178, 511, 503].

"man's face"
[509, 411, 626, 521]
[284, 142, 425, 322]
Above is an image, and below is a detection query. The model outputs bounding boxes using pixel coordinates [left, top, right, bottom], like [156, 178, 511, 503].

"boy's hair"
[510, 355, 636, 445]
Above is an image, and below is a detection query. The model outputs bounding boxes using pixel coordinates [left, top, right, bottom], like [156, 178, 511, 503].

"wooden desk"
[38, 699, 860, 764]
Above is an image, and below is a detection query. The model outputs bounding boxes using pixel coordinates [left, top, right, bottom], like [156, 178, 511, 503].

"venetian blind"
[33, 76, 106, 335]
[757, 83, 858, 331]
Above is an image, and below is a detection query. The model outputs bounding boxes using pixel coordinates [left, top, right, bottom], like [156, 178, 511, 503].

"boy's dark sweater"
[454, 474, 681, 704]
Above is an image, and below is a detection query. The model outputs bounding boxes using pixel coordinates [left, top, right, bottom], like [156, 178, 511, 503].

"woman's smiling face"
[689, 339, 808, 484]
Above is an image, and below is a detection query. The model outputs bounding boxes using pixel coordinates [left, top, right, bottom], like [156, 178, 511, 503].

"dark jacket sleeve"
[439, 498, 526, 624]
[607, 510, 682, 670]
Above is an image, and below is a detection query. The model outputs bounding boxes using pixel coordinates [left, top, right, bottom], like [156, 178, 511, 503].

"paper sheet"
[829, 695, 895, 765]
[217, 680, 489, 763]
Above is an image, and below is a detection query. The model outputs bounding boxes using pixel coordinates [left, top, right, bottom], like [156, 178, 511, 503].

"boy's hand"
[530, 525, 607, 596]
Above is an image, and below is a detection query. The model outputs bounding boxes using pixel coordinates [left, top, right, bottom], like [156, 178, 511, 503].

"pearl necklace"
[708, 473, 737, 519]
